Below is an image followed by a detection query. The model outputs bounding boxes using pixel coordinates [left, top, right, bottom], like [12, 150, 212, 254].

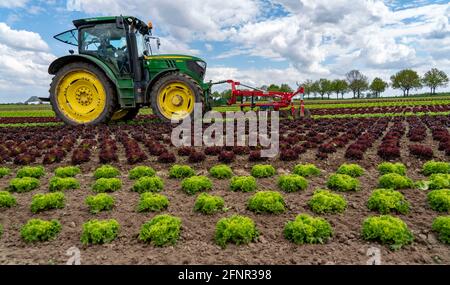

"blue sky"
[0, 0, 449, 102]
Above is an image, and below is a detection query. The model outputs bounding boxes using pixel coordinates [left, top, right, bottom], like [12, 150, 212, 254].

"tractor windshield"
[79, 23, 130, 74]
[54, 29, 78, 46]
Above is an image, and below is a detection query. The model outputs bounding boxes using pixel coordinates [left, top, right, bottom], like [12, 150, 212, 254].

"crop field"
[0, 96, 449, 265]
[2, 95, 450, 125]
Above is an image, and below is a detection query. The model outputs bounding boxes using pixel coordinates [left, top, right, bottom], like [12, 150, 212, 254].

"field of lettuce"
[0, 96, 449, 265]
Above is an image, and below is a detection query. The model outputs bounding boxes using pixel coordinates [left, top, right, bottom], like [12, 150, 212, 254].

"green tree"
[302, 79, 313, 99]
[346, 70, 368, 98]
[211, 91, 221, 100]
[331, 79, 349, 99]
[210, 90, 230, 106]
[311, 81, 320, 99]
[370, 78, 388, 97]
[391, 69, 422, 96]
[422, 68, 449, 95]
[279, 83, 293, 93]
[325, 83, 333, 99]
[221, 89, 232, 100]
[317, 79, 332, 100]
[267, 84, 280, 92]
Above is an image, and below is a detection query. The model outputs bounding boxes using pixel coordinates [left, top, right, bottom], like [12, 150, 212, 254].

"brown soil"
[0, 119, 449, 265]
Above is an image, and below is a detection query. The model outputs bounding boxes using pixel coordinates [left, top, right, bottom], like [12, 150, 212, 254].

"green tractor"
[49, 16, 211, 125]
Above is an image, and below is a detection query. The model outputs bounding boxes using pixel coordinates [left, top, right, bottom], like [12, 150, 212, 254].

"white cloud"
[214, 48, 255, 59]
[28, 5, 46, 15]
[0, 23, 56, 103]
[5, 14, 20, 25]
[228, 0, 422, 73]
[158, 36, 200, 55]
[426, 16, 450, 39]
[359, 31, 417, 68]
[231, 15, 329, 73]
[0, 0, 29, 8]
[74, 0, 260, 41]
[68, 0, 450, 84]
[205, 43, 213, 52]
[228, 0, 450, 86]
[0, 23, 50, 51]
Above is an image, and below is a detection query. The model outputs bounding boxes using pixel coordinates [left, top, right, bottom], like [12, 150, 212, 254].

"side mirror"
[69, 49, 74, 55]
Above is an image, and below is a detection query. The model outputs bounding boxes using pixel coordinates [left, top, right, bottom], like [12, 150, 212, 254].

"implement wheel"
[150, 72, 203, 122]
[304, 108, 311, 118]
[50, 62, 116, 125]
[297, 108, 311, 119]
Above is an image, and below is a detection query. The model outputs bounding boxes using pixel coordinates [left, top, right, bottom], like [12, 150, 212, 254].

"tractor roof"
[73, 16, 137, 28]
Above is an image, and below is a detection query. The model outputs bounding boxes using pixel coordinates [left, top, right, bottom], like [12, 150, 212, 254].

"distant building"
[24, 96, 50, 105]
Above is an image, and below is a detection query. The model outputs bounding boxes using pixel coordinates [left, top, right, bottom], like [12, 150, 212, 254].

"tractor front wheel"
[50, 62, 116, 125]
[150, 72, 203, 122]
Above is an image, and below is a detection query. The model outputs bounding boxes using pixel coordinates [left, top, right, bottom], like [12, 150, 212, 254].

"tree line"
[302, 68, 449, 99]
[211, 68, 448, 101]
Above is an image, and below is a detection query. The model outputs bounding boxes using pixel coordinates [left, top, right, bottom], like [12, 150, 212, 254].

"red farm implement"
[212, 80, 308, 118]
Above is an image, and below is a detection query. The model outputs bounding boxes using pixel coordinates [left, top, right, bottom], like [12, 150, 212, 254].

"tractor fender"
[48, 55, 119, 87]
[145, 69, 178, 100]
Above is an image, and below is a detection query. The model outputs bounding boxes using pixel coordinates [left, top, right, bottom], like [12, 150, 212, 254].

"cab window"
[54, 29, 78, 46]
[80, 23, 130, 74]
[135, 32, 146, 57]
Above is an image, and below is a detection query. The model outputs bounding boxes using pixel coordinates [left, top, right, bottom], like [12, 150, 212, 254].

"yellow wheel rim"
[157, 82, 195, 120]
[56, 70, 106, 124]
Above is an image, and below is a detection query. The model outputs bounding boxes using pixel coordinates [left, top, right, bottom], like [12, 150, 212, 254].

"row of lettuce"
[0, 161, 449, 249]
[0, 111, 449, 129]
[0, 97, 448, 119]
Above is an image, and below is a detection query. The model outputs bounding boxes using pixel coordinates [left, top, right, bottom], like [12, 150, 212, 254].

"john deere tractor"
[49, 16, 211, 125]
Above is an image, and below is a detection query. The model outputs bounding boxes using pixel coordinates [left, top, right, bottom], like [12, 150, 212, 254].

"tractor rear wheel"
[150, 72, 203, 122]
[50, 62, 116, 125]
[112, 108, 140, 121]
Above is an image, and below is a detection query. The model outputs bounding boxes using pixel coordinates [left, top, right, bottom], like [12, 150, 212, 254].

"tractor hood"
[144, 54, 204, 62]
[144, 54, 207, 80]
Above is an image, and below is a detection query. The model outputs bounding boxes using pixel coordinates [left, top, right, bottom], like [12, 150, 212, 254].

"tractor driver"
[98, 36, 116, 60]
[98, 35, 129, 74]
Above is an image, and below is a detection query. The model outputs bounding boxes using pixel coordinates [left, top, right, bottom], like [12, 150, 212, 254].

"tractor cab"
[78, 22, 131, 74]
[54, 16, 155, 77]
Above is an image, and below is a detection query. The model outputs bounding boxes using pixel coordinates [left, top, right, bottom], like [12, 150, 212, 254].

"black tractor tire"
[112, 108, 140, 121]
[150, 72, 204, 122]
[121, 108, 140, 121]
[49, 62, 117, 126]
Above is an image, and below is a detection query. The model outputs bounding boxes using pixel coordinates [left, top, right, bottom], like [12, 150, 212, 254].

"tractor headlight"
[196, 61, 207, 70]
